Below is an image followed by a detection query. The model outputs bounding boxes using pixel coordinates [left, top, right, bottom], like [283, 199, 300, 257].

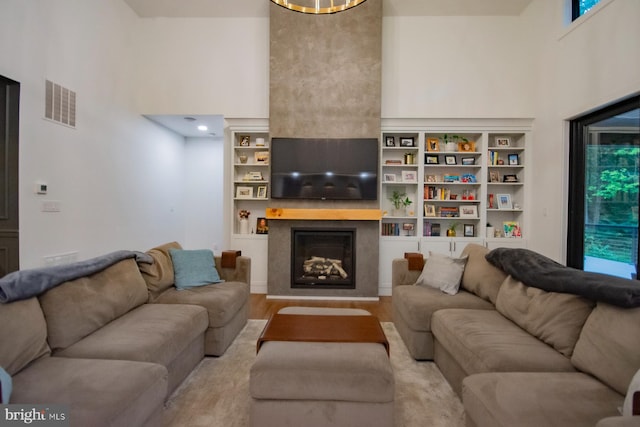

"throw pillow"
[169, 249, 223, 289]
[414, 251, 468, 295]
[623, 368, 640, 416]
[0, 367, 12, 404]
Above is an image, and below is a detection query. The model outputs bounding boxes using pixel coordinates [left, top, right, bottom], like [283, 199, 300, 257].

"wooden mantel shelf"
[266, 208, 382, 221]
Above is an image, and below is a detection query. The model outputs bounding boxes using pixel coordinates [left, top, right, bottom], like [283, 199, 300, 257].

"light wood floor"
[249, 293, 393, 322]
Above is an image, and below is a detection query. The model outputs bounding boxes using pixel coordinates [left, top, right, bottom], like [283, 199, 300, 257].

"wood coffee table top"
[257, 313, 389, 355]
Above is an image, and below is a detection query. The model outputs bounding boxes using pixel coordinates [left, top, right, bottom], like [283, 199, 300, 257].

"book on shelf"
[440, 207, 459, 217]
[431, 223, 441, 237]
[382, 222, 401, 236]
[385, 160, 403, 165]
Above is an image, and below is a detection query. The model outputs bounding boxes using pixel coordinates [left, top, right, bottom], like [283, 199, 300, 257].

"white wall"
[0, 0, 187, 267]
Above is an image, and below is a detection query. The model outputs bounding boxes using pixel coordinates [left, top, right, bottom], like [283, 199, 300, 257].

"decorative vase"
[392, 208, 405, 217]
[446, 229, 456, 237]
[240, 218, 249, 234]
[486, 226, 495, 238]
[444, 142, 458, 152]
[239, 155, 248, 164]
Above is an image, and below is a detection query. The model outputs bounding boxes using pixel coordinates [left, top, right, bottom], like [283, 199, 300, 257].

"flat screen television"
[270, 138, 378, 200]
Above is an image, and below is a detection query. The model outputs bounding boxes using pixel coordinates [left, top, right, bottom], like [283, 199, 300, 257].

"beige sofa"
[392, 243, 640, 427]
[0, 245, 251, 427]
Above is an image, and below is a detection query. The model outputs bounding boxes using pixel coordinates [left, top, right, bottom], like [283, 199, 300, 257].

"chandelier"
[270, 0, 368, 15]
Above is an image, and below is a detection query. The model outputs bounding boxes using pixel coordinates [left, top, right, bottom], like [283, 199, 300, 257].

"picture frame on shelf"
[459, 205, 478, 218]
[444, 155, 457, 165]
[503, 174, 519, 183]
[424, 203, 436, 217]
[461, 157, 475, 166]
[496, 137, 510, 147]
[402, 223, 415, 236]
[489, 171, 500, 182]
[256, 217, 269, 234]
[256, 185, 267, 198]
[503, 221, 522, 238]
[425, 174, 437, 183]
[425, 155, 439, 165]
[508, 154, 519, 165]
[384, 173, 396, 183]
[239, 135, 250, 146]
[255, 151, 269, 164]
[236, 186, 253, 199]
[426, 138, 440, 152]
[463, 224, 475, 237]
[400, 137, 415, 147]
[458, 141, 476, 152]
[385, 136, 396, 147]
[401, 170, 417, 183]
[497, 193, 513, 209]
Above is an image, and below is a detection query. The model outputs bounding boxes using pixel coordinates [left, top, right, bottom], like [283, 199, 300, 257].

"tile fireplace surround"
[266, 209, 381, 299]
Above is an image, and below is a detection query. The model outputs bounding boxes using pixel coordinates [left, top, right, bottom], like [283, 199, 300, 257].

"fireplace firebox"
[291, 228, 355, 289]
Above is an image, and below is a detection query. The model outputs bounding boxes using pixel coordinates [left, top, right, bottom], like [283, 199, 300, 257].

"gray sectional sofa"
[392, 243, 640, 427]
[0, 243, 250, 427]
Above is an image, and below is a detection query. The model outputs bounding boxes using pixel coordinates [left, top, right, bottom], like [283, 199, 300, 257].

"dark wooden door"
[0, 75, 20, 277]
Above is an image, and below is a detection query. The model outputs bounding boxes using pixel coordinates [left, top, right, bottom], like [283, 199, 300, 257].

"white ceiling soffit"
[145, 114, 224, 138]
[123, 0, 533, 18]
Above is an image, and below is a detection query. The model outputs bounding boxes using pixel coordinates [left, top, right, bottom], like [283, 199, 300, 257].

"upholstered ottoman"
[249, 307, 395, 427]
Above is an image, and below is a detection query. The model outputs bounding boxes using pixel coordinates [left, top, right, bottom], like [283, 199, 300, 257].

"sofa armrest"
[215, 256, 251, 284]
[392, 258, 422, 288]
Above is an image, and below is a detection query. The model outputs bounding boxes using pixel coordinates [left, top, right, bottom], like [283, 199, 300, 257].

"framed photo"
[463, 224, 475, 237]
[426, 138, 440, 152]
[424, 203, 436, 217]
[256, 185, 267, 198]
[444, 155, 457, 165]
[425, 155, 439, 165]
[503, 221, 522, 238]
[461, 157, 475, 166]
[256, 217, 269, 234]
[458, 141, 476, 152]
[239, 135, 250, 146]
[400, 137, 415, 147]
[236, 186, 253, 199]
[508, 154, 519, 165]
[402, 223, 414, 231]
[255, 151, 269, 164]
[401, 170, 417, 183]
[503, 174, 519, 183]
[496, 137, 510, 147]
[385, 136, 396, 147]
[489, 171, 500, 182]
[425, 174, 437, 183]
[459, 205, 478, 218]
[497, 193, 513, 209]
[384, 173, 396, 183]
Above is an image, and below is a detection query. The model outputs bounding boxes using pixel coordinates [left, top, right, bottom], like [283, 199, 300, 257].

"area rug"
[163, 320, 465, 427]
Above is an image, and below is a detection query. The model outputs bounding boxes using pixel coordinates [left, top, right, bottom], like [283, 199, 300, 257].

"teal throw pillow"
[169, 249, 223, 289]
[0, 366, 12, 404]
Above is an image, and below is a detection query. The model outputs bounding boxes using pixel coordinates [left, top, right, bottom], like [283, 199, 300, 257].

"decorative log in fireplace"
[291, 228, 355, 289]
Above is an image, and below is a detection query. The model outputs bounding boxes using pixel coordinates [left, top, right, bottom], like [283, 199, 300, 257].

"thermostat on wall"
[35, 183, 48, 194]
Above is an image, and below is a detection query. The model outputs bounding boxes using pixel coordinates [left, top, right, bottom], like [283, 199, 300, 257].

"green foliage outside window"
[577, 0, 601, 17]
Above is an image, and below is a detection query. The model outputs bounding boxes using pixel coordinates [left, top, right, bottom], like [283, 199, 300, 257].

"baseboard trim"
[266, 295, 380, 302]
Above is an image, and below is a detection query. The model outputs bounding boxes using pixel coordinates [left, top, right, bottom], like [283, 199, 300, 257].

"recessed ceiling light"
[184, 117, 196, 121]
[198, 125, 208, 131]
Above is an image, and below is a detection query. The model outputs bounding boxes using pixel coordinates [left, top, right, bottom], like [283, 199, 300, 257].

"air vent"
[45, 80, 76, 128]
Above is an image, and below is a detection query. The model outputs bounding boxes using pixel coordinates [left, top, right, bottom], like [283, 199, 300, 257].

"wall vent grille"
[45, 80, 76, 128]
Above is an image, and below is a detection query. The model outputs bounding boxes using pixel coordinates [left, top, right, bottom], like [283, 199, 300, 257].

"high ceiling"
[124, 0, 533, 18]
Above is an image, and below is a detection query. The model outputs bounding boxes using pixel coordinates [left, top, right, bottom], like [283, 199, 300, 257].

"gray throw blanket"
[0, 250, 153, 303]
[485, 248, 640, 308]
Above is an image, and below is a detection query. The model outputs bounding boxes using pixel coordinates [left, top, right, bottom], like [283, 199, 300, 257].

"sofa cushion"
[460, 243, 507, 304]
[39, 258, 149, 351]
[11, 356, 167, 427]
[153, 281, 250, 327]
[393, 286, 493, 332]
[169, 248, 223, 289]
[463, 372, 623, 427]
[432, 309, 576, 374]
[0, 297, 50, 375]
[495, 276, 595, 357]
[572, 303, 640, 395]
[138, 241, 182, 300]
[56, 303, 208, 368]
[414, 251, 468, 295]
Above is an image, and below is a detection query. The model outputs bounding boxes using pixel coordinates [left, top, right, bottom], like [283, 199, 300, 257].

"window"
[572, 0, 602, 20]
[567, 96, 640, 279]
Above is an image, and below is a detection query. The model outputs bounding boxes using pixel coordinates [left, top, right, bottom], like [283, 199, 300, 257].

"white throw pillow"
[414, 251, 468, 295]
[623, 368, 640, 416]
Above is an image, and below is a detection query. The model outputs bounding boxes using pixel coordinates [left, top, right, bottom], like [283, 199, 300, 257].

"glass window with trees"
[572, 0, 602, 20]
[568, 96, 640, 279]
